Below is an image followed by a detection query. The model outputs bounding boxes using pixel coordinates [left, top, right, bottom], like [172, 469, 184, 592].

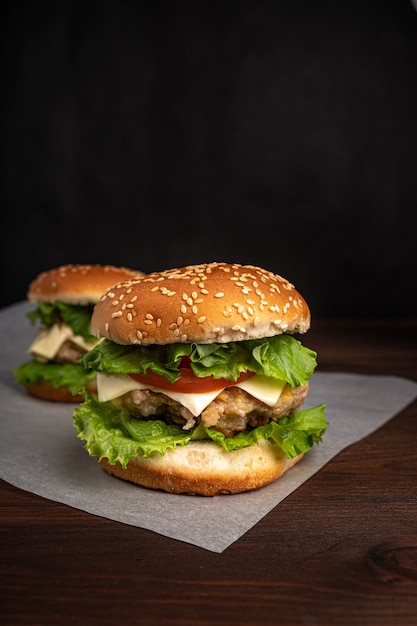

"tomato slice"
[129, 366, 255, 394]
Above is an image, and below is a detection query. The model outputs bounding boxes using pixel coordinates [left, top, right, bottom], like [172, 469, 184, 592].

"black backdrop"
[2, 0, 417, 316]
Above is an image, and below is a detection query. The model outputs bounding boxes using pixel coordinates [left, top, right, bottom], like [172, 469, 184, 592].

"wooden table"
[2, 319, 417, 625]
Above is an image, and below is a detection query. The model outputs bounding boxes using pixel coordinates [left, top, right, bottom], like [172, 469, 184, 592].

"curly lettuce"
[73, 394, 327, 467]
[27, 301, 95, 339]
[14, 359, 96, 394]
[79, 335, 318, 388]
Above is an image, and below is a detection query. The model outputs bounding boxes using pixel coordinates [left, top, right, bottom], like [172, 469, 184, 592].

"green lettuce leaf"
[73, 394, 327, 468]
[201, 406, 327, 457]
[14, 359, 96, 394]
[73, 395, 192, 463]
[79, 334, 317, 388]
[246, 336, 317, 387]
[27, 301, 95, 339]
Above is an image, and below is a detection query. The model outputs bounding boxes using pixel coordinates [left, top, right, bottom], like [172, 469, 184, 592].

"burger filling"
[73, 335, 328, 467]
[111, 382, 309, 437]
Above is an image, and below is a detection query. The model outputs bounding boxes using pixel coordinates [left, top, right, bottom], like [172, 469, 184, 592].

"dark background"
[2, 0, 416, 317]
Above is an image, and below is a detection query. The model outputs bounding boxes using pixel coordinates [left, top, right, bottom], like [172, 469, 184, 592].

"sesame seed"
[144, 319, 153, 325]
[127, 313, 133, 322]
[214, 292, 224, 298]
[180, 304, 187, 314]
[197, 316, 207, 324]
[111, 311, 123, 318]
[136, 330, 143, 340]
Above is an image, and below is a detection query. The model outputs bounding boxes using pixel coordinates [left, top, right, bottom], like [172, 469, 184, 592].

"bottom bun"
[27, 380, 97, 403]
[99, 440, 304, 496]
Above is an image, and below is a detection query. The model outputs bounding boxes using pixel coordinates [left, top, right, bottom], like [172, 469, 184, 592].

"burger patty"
[54, 340, 86, 364]
[112, 383, 309, 438]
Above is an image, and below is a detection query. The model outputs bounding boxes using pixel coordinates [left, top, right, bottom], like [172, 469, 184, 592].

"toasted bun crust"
[26, 379, 97, 403]
[99, 440, 304, 495]
[28, 264, 144, 305]
[91, 262, 310, 345]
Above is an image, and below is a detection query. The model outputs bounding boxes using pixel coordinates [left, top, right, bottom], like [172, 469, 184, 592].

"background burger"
[73, 262, 327, 495]
[14, 264, 143, 402]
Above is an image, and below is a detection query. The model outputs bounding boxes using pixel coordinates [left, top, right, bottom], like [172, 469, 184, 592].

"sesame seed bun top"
[91, 262, 311, 345]
[27, 264, 144, 305]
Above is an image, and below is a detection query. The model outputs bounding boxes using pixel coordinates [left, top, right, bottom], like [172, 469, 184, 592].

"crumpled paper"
[1, 301, 416, 552]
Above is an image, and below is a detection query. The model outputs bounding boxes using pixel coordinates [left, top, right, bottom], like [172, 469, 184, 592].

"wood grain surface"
[2, 319, 417, 625]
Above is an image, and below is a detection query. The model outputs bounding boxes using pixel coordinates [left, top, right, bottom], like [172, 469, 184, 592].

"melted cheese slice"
[28, 324, 100, 359]
[96, 372, 287, 417]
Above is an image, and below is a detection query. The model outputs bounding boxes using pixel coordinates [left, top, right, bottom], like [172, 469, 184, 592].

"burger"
[73, 262, 327, 495]
[14, 264, 143, 402]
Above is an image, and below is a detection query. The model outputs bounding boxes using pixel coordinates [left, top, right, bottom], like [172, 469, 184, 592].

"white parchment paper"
[1, 302, 416, 552]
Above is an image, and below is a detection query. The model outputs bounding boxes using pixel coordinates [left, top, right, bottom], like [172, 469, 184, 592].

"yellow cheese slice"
[96, 371, 286, 417]
[28, 324, 100, 360]
[236, 375, 287, 406]
[70, 335, 101, 351]
[28, 324, 74, 360]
